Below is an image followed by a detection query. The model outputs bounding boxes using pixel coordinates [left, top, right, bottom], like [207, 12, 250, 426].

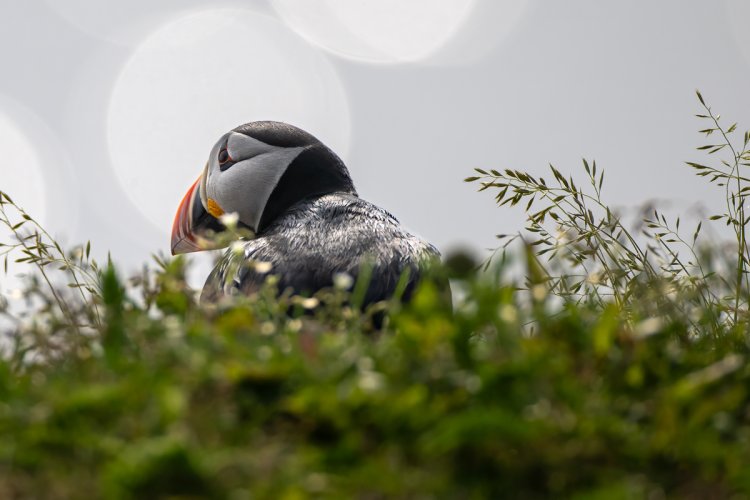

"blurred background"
[1, 0, 749, 291]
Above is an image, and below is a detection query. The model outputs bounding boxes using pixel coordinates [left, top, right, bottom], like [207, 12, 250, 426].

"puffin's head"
[171, 121, 356, 255]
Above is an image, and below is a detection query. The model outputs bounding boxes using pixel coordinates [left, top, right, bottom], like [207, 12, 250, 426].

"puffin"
[170, 121, 444, 309]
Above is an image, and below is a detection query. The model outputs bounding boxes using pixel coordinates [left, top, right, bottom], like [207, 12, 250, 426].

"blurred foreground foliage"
[2, 93, 750, 498]
[3, 256, 750, 499]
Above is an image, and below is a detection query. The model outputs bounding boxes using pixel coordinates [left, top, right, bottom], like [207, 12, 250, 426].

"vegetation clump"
[1, 94, 750, 498]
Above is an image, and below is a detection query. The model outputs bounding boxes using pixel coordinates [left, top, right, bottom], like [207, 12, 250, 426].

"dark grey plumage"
[201, 193, 441, 305]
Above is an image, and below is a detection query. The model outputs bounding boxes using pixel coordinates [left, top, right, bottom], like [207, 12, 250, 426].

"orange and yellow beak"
[171, 176, 202, 254]
[171, 176, 226, 255]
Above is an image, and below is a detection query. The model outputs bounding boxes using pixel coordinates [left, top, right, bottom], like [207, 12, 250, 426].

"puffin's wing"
[354, 241, 439, 306]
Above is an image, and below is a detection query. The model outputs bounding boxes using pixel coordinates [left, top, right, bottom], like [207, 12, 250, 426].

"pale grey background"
[1, 0, 749, 290]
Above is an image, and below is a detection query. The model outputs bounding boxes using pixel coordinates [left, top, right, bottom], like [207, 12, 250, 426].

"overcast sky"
[1, 0, 750, 291]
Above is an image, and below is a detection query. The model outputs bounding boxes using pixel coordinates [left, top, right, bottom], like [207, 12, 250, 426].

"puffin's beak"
[171, 176, 224, 255]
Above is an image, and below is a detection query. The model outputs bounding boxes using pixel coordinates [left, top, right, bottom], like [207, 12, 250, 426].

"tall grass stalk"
[0, 191, 102, 335]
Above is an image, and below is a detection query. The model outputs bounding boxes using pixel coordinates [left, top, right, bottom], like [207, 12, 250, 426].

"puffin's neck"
[257, 146, 356, 233]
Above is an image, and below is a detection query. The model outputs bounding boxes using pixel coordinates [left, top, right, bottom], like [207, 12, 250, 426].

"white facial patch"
[203, 133, 226, 207]
[204, 132, 304, 231]
[226, 132, 275, 159]
[199, 160, 209, 209]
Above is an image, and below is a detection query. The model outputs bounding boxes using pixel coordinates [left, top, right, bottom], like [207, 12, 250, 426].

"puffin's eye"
[218, 148, 231, 165]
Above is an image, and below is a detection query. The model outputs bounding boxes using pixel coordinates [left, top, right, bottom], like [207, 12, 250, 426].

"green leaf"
[696, 89, 705, 106]
[685, 162, 708, 170]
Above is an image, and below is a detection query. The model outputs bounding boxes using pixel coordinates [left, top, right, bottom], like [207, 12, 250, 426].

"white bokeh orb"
[271, 0, 477, 64]
[107, 9, 351, 236]
[419, 0, 528, 66]
[0, 110, 48, 298]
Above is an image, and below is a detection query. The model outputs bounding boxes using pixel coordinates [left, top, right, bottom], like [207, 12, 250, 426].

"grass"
[0, 93, 750, 498]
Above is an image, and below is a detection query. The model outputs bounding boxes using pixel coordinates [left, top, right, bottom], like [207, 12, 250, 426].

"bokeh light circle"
[0, 107, 47, 297]
[271, 0, 477, 64]
[107, 9, 351, 237]
[418, 0, 529, 66]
